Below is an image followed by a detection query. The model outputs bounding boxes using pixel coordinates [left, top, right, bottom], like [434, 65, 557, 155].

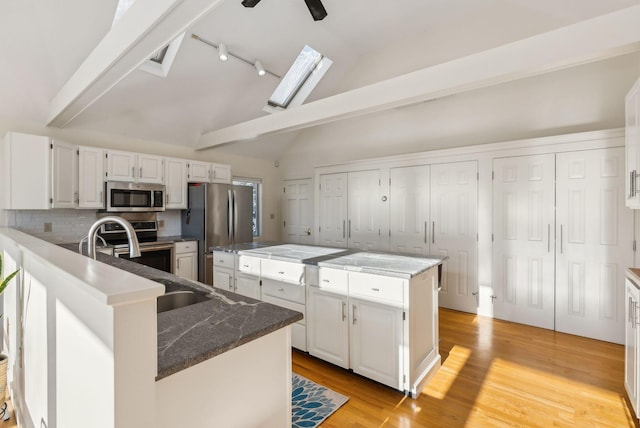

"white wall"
[280, 53, 640, 179]
[0, 118, 282, 241]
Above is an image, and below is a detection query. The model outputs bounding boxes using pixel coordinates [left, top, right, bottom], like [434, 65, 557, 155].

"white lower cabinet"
[626, 276, 640, 419]
[262, 278, 307, 351]
[213, 251, 235, 292]
[309, 266, 440, 396]
[349, 297, 403, 389]
[174, 241, 197, 281]
[307, 286, 349, 369]
[235, 272, 261, 300]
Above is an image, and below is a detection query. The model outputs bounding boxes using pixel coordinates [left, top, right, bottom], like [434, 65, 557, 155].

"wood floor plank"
[293, 308, 639, 427]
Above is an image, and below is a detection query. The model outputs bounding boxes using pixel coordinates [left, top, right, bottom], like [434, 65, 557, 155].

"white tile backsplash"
[8, 209, 184, 243]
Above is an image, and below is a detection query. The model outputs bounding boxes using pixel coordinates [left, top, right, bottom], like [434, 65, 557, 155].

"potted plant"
[0, 253, 19, 421]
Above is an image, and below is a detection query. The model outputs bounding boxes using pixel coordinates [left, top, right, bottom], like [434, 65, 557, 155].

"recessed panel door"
[492, 155, 555, 329]
[319, 173, 348, 248]
[348, 170, 381, 250]
[431, 161, 478, 313]
[556, 148, 632, 344]
[389, 165, 430, 255]
[283, 179, 314, 245]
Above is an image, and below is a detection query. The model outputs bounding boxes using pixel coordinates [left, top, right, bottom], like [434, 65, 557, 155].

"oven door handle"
[114, 243, 175, 255]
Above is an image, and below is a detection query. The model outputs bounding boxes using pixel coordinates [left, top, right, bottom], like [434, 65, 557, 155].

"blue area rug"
[292, 373, 348, 428]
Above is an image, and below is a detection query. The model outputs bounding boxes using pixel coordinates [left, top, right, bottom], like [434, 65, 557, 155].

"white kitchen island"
[0, 228, 299, 428]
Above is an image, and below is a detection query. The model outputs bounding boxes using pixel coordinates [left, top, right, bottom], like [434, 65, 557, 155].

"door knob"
[306, 228, 312, 235]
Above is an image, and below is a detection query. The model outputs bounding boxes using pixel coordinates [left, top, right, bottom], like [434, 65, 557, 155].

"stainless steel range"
[98, 213, 174, 273]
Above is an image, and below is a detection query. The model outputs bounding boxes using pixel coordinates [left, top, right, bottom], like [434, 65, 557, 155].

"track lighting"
[218, 43, 228, 61]
[241, 0, 327, 21]
[191, 34, 279, 79]
[254, 60, 266, 76]
[241, 0, 261, 6]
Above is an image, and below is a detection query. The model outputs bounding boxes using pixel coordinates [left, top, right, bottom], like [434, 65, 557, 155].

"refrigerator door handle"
[233, 190, 239, 243]
[227, 189, 233, 243]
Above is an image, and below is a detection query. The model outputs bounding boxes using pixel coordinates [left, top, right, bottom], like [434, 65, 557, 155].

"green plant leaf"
[0, 269, 19, 295]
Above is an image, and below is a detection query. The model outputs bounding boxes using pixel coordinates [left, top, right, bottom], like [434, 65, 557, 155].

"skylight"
[266, 45, 332, 110]
[112, 0, 137, 28]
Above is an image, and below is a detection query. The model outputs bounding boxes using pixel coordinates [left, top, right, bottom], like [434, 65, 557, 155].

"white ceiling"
[0, 0, 638, 159]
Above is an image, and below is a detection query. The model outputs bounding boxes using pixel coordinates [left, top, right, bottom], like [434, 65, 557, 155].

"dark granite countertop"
[155, 235, 199, 244]
[58, 243, 303, 380]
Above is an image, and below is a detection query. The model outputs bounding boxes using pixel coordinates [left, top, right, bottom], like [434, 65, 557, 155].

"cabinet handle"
[352, 304, 357, 324]
[348, 220, 351, 239]
[432, 221, 435, 244]
[243, 264, 250, 268]
[631, 171, 636, 198]
[424, 221, 427, 244]
[547, 224, 551, 253]
[131, 166, 135, 178]
[278, 271, 285, 275]
[560, 225, 563, 254]
[177, 259, 180, 269]
[371, 287, 380, 292]
[342, 220, 345, 239]
[99, 191, 103, 205]
[630, 296, 634, 323]
[322, 279, 330, 283]
[139, 167, 142, 178]
[278, 287, 285, 292]
[342, 302, 346, 321]
[635, 302, 640, 329]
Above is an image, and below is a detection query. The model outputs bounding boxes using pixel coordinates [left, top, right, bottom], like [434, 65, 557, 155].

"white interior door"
[431, 161, 478, 313]
[283, 179, 314, 244]
[348, 170, 381, 250]
[389, 166, 430, 255]
[556, 148, 632, 344]
[492, 155, 556, 329]
[319, 173, 348, 247]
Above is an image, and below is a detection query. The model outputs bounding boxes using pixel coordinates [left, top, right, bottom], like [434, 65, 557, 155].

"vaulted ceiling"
[1, 0, 638, 160]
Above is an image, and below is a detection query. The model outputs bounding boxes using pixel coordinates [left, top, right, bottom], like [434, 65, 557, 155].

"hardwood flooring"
[293, 308, 639, 427]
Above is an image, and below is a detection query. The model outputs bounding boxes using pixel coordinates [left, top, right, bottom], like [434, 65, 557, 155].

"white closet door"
[431, 161, 478, 313]
[389, 166, 430, 255]
[283, 179, 314, 244]
[493, 155, 555, 329]
[319, 173, 348, 248]
[348, 170, 381, 250]
[556, 148, 632, 344]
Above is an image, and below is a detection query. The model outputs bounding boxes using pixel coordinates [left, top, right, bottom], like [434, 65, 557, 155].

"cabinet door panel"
[213, 267, 234, 291]
[389, 166, 429, 255]
[307, 287, 349, 369]
[283, 179, 314, 245]
[348, 170, 381, 250]
[51, 140, 78, 208]
[624, 279, 639, 417]
[164, 158, 187, 209]
[431, 161, 478, 313]
[78, 146, 105, 209]
[492, 155, 555, 329]
[137, 154, 163, 184]
[106, 150, 136, 182]
[350, 298, 403, 390]
[556, 148, 631, 344]
[235, 273, 261, 300]
[5, 132, 50, 209]
[176, 253, 196, 281]
[319, 173, 348, 248]
[188, 161, 210, 183]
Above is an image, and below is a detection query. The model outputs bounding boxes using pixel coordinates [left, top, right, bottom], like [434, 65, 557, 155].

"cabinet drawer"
[175, 241, 197, 254]
[262, 293, 306, 322]
[213, 251, 235, 268]
[238, 255, 261, 275]
[318, 268, 348, 293]
[261, 259, 305, 284]
[348, 272, 404, 304]
[262, 278, 305, 305]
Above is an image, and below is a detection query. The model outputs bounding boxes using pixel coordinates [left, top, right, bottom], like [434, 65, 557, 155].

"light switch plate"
[44, 222, 52, 232]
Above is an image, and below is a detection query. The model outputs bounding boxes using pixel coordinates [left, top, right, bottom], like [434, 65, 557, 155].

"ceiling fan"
[241, 0, 328, 21]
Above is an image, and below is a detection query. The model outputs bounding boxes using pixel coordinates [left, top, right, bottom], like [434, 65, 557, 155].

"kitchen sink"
[157, 291, 210, 313]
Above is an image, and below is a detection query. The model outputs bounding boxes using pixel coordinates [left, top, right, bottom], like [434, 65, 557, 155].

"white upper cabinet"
[164, 157, 187, 209]
[51, 140, 78, 209]
[78, 146, 105, 209]
[626, 76, 640, 208]
[106, 150, 163, 183]
[3, 132, 50, 209]
[187, 161, 231, 184]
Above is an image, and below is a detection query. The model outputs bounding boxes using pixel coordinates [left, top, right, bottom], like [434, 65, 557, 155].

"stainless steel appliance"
[182, 183, 254, 284]
[98, 213, 174, 273]
[105, 182, 165, 212]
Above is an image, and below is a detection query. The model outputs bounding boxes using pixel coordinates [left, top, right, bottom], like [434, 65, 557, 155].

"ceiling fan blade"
[241, 0, 261, 7]
[304, 0, 327, 21]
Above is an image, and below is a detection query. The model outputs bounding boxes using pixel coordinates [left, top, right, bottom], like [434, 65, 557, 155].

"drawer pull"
[243, 264, 250, 268]
[322, 279, 330, 283]
[218, 260, 224, 264]
[278, 271, 285, 274]
[278, 287, 285, 292]
[371, 287, 380, 292]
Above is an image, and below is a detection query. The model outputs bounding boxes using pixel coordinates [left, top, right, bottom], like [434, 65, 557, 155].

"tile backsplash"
[8, 209, 183, 244]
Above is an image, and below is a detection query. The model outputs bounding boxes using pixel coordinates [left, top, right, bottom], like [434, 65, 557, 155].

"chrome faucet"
[79, 234, 107, 256]
[87, 216, 141, 259]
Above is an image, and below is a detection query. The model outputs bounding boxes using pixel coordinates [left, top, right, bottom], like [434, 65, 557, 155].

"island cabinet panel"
[625, 277, 640, 419]
[261, 258, 305, 284]
[307, 286, 349, 369]
[235, 272, 261, 300]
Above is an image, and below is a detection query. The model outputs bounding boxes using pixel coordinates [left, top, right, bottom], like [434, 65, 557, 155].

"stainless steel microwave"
[105, 182, 165, 212]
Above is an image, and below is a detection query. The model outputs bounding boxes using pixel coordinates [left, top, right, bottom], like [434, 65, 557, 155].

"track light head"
[218, 43, 228, 61]
[241, 0, 261, 7]
[304, 0, 327, 21]
[254, 60, 266, 76]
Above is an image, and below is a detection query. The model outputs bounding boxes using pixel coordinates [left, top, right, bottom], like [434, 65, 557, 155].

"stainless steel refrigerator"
[181, 183, 254, 284]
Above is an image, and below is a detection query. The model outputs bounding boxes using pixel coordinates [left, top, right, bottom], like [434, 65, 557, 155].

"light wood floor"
[293, 308, 639, 428]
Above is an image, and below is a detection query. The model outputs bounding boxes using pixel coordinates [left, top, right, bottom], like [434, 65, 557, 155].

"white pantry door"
[283, 179, 314, 245]
[431, 161, 478, 313]
[319, 173, 348, 248]
[348, 170, 382, 250]
[556, 148, 632, 344]
[389, 165, 430, 255]
[492, 155, 555, 329]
